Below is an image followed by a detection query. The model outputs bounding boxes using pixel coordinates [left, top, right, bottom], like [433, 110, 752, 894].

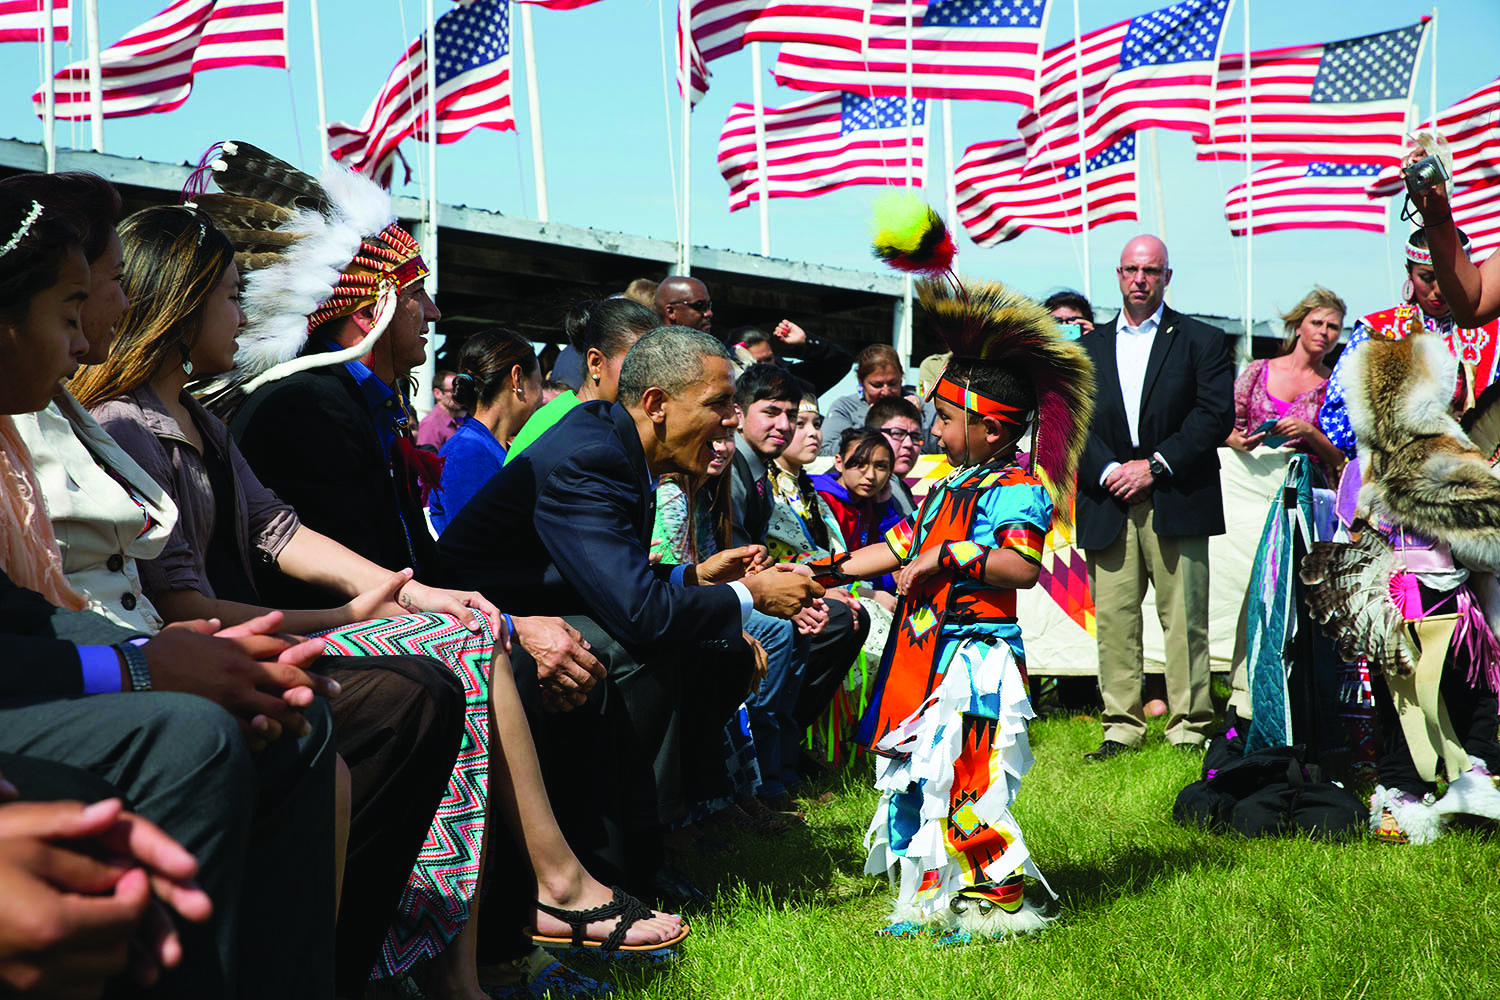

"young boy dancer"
[814, 267, 1094, 941]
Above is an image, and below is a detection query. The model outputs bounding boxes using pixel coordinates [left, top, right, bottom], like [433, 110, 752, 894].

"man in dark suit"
[1075, 235, 1235, 760]
[438, 326, 822, 890]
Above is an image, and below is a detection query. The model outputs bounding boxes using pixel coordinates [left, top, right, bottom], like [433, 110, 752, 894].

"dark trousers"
[0, 692, 338, 999]
[312, 654, 466, 995]
[510, 617, 752, 896]
[1374, 663, 1500, 797]
[795, 599, 870, 731]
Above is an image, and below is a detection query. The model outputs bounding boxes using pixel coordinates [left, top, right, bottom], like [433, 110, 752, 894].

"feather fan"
[1461, 377, 1500, 465]
[1299, 532, 1416, 677]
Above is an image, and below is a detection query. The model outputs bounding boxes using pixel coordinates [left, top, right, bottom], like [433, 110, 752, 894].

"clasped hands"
[1104, 459, 1155, 505]
[0, 778, 212, 996]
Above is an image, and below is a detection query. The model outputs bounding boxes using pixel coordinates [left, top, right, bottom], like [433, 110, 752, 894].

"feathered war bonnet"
[869, 192, 1095, 522]
[187, 141, 430, 396]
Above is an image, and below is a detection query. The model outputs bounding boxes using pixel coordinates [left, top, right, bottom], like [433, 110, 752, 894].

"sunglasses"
[667, 299, 712, 313]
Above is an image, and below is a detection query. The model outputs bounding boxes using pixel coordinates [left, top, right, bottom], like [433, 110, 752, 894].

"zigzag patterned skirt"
[314, 613, 495, 978]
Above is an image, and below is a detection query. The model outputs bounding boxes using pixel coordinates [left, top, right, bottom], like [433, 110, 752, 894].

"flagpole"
[41, 0, 55, 172]
[750, 41, 770, 255]
[1428, 6, 1437, 129]
[1072, 0, 1088, 300]
[84, 0, 102, 152]
[678, 0, 692, 275]
[309, 0, 329, 160]
[1148, 129, 1169, 307]
[424, 0, 439, 294]
[519, 1, 550, 223]
[1241, 0, 1252, 362]
[941, 99, 956, 235]
[898, 0, 915, 365]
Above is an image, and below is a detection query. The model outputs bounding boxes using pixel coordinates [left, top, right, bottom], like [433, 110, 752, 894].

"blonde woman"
[1226, 285, 1347, 479]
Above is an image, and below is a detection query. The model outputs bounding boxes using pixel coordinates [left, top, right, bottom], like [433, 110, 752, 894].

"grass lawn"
[588, 711, 1500, 1000]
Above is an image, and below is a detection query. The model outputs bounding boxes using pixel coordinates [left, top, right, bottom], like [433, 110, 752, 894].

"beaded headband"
[930, 372, 1030, 426]
[1405, 229, 1470, 266]
[0, 200, 44, 259]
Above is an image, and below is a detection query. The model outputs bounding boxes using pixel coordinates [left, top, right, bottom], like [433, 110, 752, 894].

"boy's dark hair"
[838, 427, 895, 469]
[1044, 289, 1094, 322]
[865, 395, 922, 428]
[940, 356, 1036, 420]
[734, 362, 802, 410]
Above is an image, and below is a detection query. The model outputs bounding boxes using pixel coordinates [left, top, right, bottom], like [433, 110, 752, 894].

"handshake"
[691, 544, 825, 619]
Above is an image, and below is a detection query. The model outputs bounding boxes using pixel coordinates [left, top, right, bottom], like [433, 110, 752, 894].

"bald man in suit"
[1075, 235, 1235, 760]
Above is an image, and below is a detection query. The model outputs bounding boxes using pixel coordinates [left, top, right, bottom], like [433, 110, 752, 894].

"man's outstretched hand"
[743, 564, 824, 619]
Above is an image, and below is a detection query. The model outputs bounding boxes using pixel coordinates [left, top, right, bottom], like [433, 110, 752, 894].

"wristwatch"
[114, 640, 152, 692]
[1147, 455, 1167, 478]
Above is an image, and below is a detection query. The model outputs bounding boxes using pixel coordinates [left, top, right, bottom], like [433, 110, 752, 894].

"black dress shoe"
[1083, 739, 1137, 761]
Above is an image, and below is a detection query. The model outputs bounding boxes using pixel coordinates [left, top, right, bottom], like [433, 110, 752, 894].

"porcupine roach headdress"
[869, 191, 1096, 523]
[188, 141, 429, 396]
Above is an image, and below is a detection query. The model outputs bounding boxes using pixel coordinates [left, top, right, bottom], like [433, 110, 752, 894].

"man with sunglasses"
[1075, 235, 1234, 763]
[654, 276, 715, 338]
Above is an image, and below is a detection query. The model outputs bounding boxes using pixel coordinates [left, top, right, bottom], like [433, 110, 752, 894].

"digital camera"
[1403, 153, 1451, 193]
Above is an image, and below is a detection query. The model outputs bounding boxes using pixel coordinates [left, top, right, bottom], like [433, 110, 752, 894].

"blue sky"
[3, 0, 1497, 329]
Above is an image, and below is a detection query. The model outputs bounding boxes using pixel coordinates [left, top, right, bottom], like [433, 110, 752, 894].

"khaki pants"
[1086, 499, 1214, 747]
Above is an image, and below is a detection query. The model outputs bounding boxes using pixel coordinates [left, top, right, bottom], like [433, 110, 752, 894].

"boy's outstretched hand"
[895, 547, 943, 595]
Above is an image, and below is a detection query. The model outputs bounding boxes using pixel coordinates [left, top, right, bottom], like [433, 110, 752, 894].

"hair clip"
[0, 200, 44, 259]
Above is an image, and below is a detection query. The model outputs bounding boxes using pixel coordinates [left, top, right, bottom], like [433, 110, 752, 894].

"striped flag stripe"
[32, 0, 284, 120]
[1454, 183, 1500, 260]
[1223, 163, 1388, 235]
[955, 134, 1138, 245]
[772, 0, 1048, 106]
[0, 0, 68, 42]
[717, 90, 925, 212]
[1365, 78, 1500, 196]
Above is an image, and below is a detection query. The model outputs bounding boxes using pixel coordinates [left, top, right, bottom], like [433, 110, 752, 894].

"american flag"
[1015, 0, 1226, 171]
[1453, 183, 1500, 261]
[1224, 162, 1388, 236]
[1082, 0, 1229, 158]
[772, 0, 1050, 104]
[955, 133, 1137, 246]
[0, 0, 68, 42]
[329, 0, 512, 188]
[677, 0, 870, 105]
[1364, 77, 1500, 197]
[717, 91, 926, 211]
[32, 0, 282, 120]
[1194, 20, 1428, 166]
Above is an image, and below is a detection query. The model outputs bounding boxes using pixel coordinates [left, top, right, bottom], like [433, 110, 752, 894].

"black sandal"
[532, 887, 689, 953]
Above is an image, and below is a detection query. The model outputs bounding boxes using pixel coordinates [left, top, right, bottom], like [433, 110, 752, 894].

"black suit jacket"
[1075, 305, 1235, 550]
[436, 400, 742, 659]
[230, 365, 443, 609]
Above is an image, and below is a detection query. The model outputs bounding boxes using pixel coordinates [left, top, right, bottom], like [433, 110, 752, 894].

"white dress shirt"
[1100, 303, 1170, 486]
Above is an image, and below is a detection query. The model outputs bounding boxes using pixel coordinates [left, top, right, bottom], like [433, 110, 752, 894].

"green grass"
[584, 712, 1500, 1000]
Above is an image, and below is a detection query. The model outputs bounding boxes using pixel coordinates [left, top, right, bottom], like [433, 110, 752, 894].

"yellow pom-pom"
[869, 191, 955, 275]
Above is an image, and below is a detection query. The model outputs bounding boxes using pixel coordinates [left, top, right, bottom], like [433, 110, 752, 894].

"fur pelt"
[917, 279, 1095, 523]
[1343, 333, 1500, 573]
